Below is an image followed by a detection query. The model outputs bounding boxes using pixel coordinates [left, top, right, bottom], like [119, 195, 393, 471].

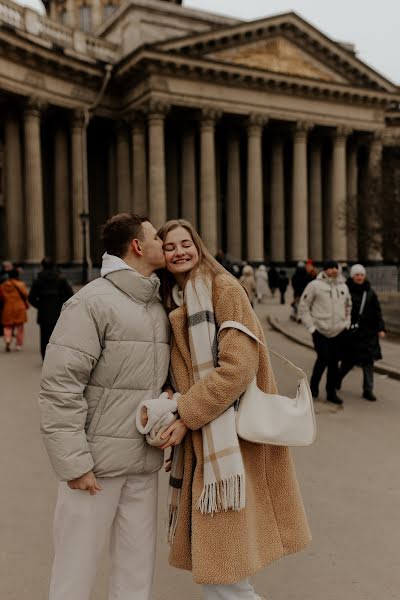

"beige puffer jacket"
[299, 271, 352, 338]
[39, 268, 170, 481]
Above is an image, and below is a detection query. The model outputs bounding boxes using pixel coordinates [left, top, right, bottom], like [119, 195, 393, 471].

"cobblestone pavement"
[0, 304, 399, 600]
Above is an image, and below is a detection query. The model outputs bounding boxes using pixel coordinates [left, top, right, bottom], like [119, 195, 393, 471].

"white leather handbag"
[219, 321, 316, 447]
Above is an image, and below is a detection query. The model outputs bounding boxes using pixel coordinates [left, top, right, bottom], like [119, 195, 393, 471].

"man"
[291, 261, 313, 322]
[39, 213, 170, 600]
[28, 257, 74, 359]
[298, 260, 352, 406]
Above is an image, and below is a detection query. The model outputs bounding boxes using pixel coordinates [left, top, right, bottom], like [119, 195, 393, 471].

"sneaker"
[327, 393, 343, 406]
[15, 346, 22, 352]
[363, 391, 377, 402]
[5, 342, 10, 353]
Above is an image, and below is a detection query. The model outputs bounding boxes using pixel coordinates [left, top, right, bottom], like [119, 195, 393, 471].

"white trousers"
[49, 472, 158, 600]
[203, 579, 258, 600]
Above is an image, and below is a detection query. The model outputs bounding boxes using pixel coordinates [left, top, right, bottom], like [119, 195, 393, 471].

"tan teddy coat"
[168, 273, 311, 585]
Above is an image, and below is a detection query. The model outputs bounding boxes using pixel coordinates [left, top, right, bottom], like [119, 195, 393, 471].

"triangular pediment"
[156, 12, 397, 93]
[206, 36, 347, 84]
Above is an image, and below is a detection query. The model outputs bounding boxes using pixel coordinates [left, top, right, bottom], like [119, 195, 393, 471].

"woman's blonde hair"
[157, 219, 231, 309]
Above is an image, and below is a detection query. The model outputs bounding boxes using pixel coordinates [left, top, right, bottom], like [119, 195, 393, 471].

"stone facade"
[0, 0, 399, 267]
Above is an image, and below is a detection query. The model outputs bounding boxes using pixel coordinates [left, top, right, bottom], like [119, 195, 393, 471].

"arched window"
[79, 5, 92, 32]
[103, 3, 116, 19]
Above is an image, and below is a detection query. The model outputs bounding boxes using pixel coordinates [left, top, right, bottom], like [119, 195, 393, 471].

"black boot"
[327, 393, 343, 406]
[363, 391, 377, 402]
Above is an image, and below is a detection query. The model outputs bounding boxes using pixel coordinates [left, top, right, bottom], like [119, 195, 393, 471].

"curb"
[267, 315, 400, 382]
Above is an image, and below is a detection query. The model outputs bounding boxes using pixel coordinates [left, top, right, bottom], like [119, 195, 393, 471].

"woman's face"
[163, 226, 199, 277]
[353, 273, 366, 285]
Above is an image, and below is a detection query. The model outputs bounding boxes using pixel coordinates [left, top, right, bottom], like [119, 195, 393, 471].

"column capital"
[24, 97, 46, 118]
[146, 100, 170, 120]
[71, 109, 88, 130]
[116, 118, 130, 134]
[333, 126, 352, 141]
[127, 109, 146, 130]
[199, 107, 222, 127]
[246, 113, 268, 136]
[293, 120, 313, 139]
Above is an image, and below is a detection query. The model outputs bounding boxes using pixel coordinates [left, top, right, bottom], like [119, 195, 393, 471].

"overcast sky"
[17, 0, 400, 84]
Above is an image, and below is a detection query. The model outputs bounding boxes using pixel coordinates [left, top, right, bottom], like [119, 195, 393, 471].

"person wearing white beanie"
[337, 264, 385, 401]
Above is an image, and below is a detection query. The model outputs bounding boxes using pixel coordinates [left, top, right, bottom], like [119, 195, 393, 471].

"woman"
[255, 264, 269, 302]
[0, 268, 29, 352]
[240, 265, 257, 307]
[338, 264, 385, 401]
[157, 219, 311, 599]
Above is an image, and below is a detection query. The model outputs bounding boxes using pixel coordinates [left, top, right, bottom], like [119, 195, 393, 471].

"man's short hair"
[102, 213, 148, 258]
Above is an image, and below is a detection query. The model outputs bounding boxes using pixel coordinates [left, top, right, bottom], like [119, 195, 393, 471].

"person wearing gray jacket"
[38, 213, 170, 600]
[298, 261, 352, 406]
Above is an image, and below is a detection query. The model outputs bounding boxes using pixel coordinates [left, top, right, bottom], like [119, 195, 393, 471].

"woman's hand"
[379, 331, 386, 339]
[159, 419, 188, 450]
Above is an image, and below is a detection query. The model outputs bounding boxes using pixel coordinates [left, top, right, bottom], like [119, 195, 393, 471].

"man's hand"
[68, 471, 102, 496]
[159, 419, 188, 450]
[379, 331, 386, 339]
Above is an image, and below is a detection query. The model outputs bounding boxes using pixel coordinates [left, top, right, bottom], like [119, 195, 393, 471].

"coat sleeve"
[372, 291, 385, 332]
[38, 296, 102, 481]
[28, 279, 40, 309]
[177, 278, 260, 431]
[298, 282, 316, 333]
[344, 288, 352, 330]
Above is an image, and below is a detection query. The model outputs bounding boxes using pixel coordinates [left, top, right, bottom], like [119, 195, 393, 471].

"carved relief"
[208, 37, 348, 84]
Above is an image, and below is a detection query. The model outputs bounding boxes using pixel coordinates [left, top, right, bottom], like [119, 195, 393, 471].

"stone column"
[71, 110, 86, 262]
[246, 114, 266, 262]
[199, 108, 219, 256]
[347, 144, 358, 261]
[291, 121, 312, 261]
[116, 120, 131, 212]
[24, 99, 45, 262]
[131, 116, 147, 215]
[330, 127, 351, 261]
[366, 132, 383, 260]
[181, 124, 197, 227]
[166, 134, 179, 219]
[147, 102, 168, 229]
[226, 130, 242, 259]
[270, 137, 285, 262]
[309, 140, 323, 261]
[4, 111, 24, 261]
[54, 125, 70, 263]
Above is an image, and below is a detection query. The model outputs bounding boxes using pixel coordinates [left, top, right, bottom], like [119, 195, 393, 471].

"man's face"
[325, 267, 338, 279]
[138, 221, 166, 270]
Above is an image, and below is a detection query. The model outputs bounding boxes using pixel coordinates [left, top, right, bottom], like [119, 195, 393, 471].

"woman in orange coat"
[0, 268, 29, 352]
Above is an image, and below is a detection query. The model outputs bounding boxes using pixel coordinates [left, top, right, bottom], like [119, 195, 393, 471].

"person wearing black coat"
[337, 264, 385, 401]
[28, 258, 74, 359]
[277, 269, 289, 305]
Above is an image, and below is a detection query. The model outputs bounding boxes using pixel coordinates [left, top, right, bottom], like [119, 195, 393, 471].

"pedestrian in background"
[278, 269, 289, 305]
[298, 261, 352, 406]
[267, 265, 280, 297]
[337, 264, 385, 401]
[291, 261, 313, 321]
[255, 264, 269, 303]
[28, 257, 74, 360]
[240, 265, 257, 307]
[0, 267, 29, 352]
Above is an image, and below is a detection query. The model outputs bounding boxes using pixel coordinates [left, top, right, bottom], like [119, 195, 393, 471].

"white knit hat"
[350, 264, 366, 278]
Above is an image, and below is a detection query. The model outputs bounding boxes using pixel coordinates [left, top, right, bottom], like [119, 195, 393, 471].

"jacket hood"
[317, 271, 345, 285]
[101, 252, 135, 277]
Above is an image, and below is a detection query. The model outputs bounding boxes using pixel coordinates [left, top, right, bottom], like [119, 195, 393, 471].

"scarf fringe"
[194, 474, 246, 515]
[167, 505, 179, 544]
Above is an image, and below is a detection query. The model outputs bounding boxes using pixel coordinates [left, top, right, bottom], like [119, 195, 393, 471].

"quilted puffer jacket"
[38, 264, 170, 481]
[299, 271, 352, 338]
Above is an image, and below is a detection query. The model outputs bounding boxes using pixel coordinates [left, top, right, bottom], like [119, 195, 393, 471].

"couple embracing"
[39, 213, 311, 600]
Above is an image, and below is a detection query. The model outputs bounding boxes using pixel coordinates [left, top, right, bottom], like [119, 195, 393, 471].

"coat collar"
[105, 269, 160, 304]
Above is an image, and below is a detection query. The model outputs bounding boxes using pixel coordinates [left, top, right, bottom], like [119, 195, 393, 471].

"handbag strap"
[11, 282, 28, 305]
[218, 320, 306, 379]
[358, 291, 367, 319]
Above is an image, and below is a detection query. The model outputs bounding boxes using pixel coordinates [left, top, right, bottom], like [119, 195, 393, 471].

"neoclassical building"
[1, 0, 400, 269]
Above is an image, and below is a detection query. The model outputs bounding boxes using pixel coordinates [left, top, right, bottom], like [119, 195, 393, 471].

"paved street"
[1, 302, 399, 600]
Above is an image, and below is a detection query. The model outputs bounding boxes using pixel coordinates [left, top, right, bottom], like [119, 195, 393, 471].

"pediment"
[206, 36, 347, 84]
[156, 12, 397, 93]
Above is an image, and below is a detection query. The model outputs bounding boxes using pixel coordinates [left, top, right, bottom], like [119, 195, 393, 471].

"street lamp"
[79, 211, 90, 285]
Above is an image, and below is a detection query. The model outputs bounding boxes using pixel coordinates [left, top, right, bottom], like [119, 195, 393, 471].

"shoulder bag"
[218, 320, 316, 447]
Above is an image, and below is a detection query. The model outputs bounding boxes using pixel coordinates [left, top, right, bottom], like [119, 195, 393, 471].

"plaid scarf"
[168, 276, 245, 542]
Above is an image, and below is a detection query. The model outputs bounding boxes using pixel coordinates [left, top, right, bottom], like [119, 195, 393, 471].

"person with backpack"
[28, 257, 74, 359]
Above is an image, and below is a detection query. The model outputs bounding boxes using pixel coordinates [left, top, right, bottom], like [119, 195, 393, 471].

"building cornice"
[115, 48, 400, 110]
